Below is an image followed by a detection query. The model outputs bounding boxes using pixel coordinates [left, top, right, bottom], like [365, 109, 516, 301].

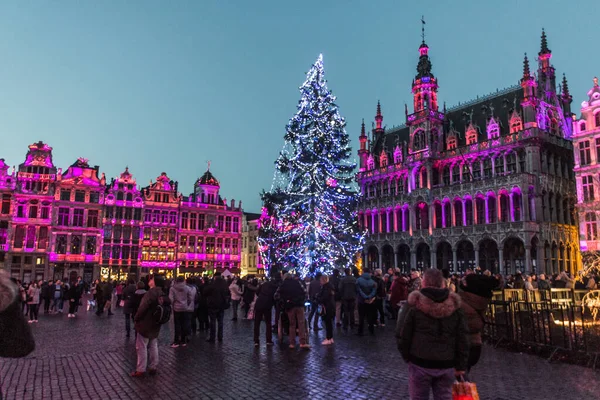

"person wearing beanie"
[458, 273, 499, 372]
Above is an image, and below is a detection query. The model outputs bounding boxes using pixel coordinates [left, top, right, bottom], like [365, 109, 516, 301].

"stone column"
[462, 199, 467, 226]
[386, 210, 391, 233]
[393, 208, 398, 232]
[474, 249, 480, 269]
[497, 195, 502, 222]
[485, 195, 490, 223]
[473, 197, 478, 225]
[378, 252, 383, 270]
[442, 202, 447, 228]
[523, 189, 530, 222]
[430, 250, 437, 269]
[371, 212, 376, 234]
[498, 249, 504, 275]
[410, 249, 417, 270]
[394, 251, 398, 270]
[409, 207, 415, 235]
[509, 192, 515, 222]
[525, 246, 531, 274]
[452, 249, 458, 271]
[428, 203, 434, 232]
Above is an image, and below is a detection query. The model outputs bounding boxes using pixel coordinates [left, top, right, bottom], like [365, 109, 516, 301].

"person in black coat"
[317, 275, 336, 345]
[253, 278, 279, 346]
[203, 273, 231, 342]
[121, 278, 137, 337]
[40, 280, 52, 314]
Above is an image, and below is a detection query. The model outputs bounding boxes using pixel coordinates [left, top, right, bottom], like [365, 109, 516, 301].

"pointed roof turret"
[522, 53, 530, 78]
[539, 28, 550, 56]
[197, 169, 220, 187]
[360, 119, 366, 138]
[562, 73, 570, 97]
[376, 100, 382, 118]
[375, 101, 383, 130]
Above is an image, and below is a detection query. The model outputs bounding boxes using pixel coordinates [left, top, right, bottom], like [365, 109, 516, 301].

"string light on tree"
[258, 54, 364, 278]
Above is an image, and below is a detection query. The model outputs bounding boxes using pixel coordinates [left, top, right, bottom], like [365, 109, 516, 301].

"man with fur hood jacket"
[396, 268, 469, 400]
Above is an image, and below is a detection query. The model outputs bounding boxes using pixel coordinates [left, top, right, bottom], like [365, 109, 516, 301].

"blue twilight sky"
[0, 1, 597, 212]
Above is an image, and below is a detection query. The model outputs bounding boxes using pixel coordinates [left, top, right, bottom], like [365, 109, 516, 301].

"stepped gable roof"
[371, 85, 523, 158]
[197, 170, 220, 187]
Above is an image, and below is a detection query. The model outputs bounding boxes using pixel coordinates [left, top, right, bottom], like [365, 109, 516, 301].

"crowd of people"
[6, 265, 598, 399]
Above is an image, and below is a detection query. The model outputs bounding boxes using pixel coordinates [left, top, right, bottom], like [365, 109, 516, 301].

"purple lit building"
[9, 142, 57, 281]
[178, 168, 242, 275]
[140, 173, 179, 276]
[573, 78, 600, 256]
[0, 159, 16, 271]
[101, 167, 144, 280]
[51, 158, 105, 282]
[356, 30, 580, 275]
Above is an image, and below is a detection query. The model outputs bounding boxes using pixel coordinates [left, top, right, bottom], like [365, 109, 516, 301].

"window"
[112, 245, 121, 259]
[41, 206, 50, 219]
[466, 129, 477, 145]
[472, 160, 481, 180]
[144, 211, 152, 222]
[476, 198, 485, 224]
[225, 216, 232, 232]
[126, 193, 133, 202]
[586, 212, 598, 240]
[151, 227, 160, 241]
[0, 221, 8, 245]
[143, 227, 151, 240]
[25, 226, 35, 248]
[189, 213, 197, 230]
[495, 156, 505, 175]
[452, 164, 460, 183]
[60, 190, 71, 201]
[218, 216, 224, 231]
[106, 206, 114, 219]
[116, 191, 124, 201]
[596, 113, 600, 128]
[596, 138, 600, 163]
[224, 238, 231, 254]
[75, 190, 85, 202]
[179, 236, 187, 253]
[89, 192, 99, 203]
[104, 225, 112, 240]
[462, 164, 471, 182]
[506, 153, 516, 173]
[380, 152, 388, 168]
[488, 123, 500, 139]
[442, 166, 450, 185]
[518, 152, 526, 172]
[413, 130, 426, 151]
[580, 140, 592, 166]
[1, 194, 10, 215]
[73, 209, 84, 227]
[510, 117, 522, 133]
[181, 212, 188, 229]
[133, 208, 142, 221]
[85, 236, 96, 255]
[102, 245, 111, 260]
[70, 235, 81, 254]
[123, 226, 131, 242]
[583, 175, 595, 202]
[132, 226, 140, 241]
[122, 246, 130, 259]
[188, 236, 196, 253]
[454, 200, 463, 226]
[131, 247, 139, 261]
[161, 211, 168, 223]
[447, 136, 457, 150]
[168, 229, 176, 241]
[499, 194, 509, 222]
[206, 237, 215, 254]
[169, 211, 177, 224]
[87, 210, 99, 228]
[13, 226, 25, 248]
[17, 205, 25, 218]
[114, 225, 122, 241]
[232, 217, 239, 233]
[152, 210, 160, 223]
[216, 238, 223, 253]
[488, 196, 497, 223]
[38, 227, 48, 249]
[56, 234, 67, 254]
[58, 207, 70, 226]
[115, 207, 123, 219]
[232, 239, 239, 255]
[124, 207, 132, 220]
[483, 159, 492, 178]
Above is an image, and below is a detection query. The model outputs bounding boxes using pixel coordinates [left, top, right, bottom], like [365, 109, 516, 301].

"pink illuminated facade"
[0, 159, 15, 271]
[102, 168, 144, 280]
[9, 142, 57, 282]
[357, 30, 580, 275]
[51, 158, 105, 282]
[178, 169, 242, 275]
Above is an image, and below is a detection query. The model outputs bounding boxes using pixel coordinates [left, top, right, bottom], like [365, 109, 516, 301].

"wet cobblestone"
[1, 305, 598, 399]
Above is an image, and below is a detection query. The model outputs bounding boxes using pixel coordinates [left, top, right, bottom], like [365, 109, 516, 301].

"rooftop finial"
[376, 100, 382, 117]
[562, 73, 570, 96]
[594, 77, 599, 87]
[207, 160, 211, 171]
[360, 119, 366, 136]
[421, 15, 426, 45]
[539, 28, 550, 55]
[523, 53, 530, 77]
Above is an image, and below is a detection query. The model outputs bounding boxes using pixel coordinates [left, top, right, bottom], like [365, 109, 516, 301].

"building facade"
[51, 158, 105, 283]
[178, 169, 243, 276]
[0, 143, 243, 282]
[573, 78, 600, 258]
[356, 30, 580, 275]
[241, 212, 262, 277]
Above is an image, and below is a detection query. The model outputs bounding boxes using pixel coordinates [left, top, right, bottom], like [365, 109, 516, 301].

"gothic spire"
[539, 28, 550, 56]
[522, 53, 530, 78]
[360, 118, 366, 137]
[375, 101, 383, 130]
[376, 100, 382, 118]
[562, 73, 570, 97]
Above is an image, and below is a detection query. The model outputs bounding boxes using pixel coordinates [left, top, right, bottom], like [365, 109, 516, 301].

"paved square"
[1, 304, 598, 400]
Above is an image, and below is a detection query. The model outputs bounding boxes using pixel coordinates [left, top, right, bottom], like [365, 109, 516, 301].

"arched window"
[367, 155, 375, 170]
[447, 136, 457, 150]
[586, 212, 598, 240]
[394, 147, 402, 164]
[454, 199, 463, 226]
[380, 151, 388, 168]
[117, 191, 124, 201]
[488, 195, 497, 223]
[415, 202, 429, 230]
[488, 122, 500, 139]
[420, 167, 428, 188]
[413, 130, 426, 151]
[465, 198, 473, 226]
[580, 122, 587, 132]
[472, 159, 481, 180]
[443, 166, 450, 185]
[483, 158, 492, 178]
[462, 163, 471, 182]
[596, 113, 600, 128]
[466, 128, 477, 145]
[452, 164, 460, 183]
[126, 193, 133, 202]
[506, 152, 516, 173]
[443, 201, 452, 227]
[499, 193, 509, 222]
[510, 116, 523, 133]
[494, 155, 505, 175]
[434, 202, 443, 228]
[476, 197, 485, 224]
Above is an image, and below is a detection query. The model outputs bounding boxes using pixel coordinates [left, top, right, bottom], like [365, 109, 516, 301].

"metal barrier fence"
[483, 289, 600, 368]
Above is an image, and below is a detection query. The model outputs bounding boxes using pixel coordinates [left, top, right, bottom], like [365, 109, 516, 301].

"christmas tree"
[259, 54, 364, 278]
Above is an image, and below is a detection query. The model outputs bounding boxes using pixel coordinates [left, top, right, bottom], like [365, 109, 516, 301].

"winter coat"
[373, 276, 386, 299]
[229, 281, 244, 301]
[169, 281, 194, 313]
[121, 284, 137, 314]
[66, 283, 81, 302]
[537, 279, 551, 291]
[131, 289, 147, 317]
[396, 288, 469, 371]
[27, 287, 40, 305]
[254, 280, 278, 312]
[389, 277, 409, 306]
[356, 273, 377, 303]
[186, 284, 198, 312]
[317, 282, 335, 314]
[102, 282, 114, 301]
[204, 277, 231, 312]
[40, 283, 51, 300]
[242, 282, 257, 305]
[277, 278, 306, 310]
[308, 279, 321, 301]
[134, 287, 164, 339]
[329, 274, 341, 301]
[458, 291, 490, 346]
[408, 277, 422, 293]
[0, 272, 35, 358]
[338, 275, 357, 301]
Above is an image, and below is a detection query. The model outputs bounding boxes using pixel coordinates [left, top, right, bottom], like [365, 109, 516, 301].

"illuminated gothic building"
[573, 78, 600, 256]
[51, 158, 105, 282]
[356, 30, 580, 275]
[0, 159, 15, 270]
[140, 173, 179, 275]
[9, 142, 57, 282]
[101, 167, 144, 280]
[178, 169, 243, 275]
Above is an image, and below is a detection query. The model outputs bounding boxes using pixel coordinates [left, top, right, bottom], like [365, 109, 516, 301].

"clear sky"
[0, 1, 596, 212]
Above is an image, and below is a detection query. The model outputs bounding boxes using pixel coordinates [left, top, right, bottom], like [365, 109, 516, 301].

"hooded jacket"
[356, 273, 377, 303]
[396, 288, 469, 371]
[338, 275, 357, 301]
[169, 281, 194, 313]
[134, 287, 165, 339]
[0, 272, 35, 358]
[458, 291, 489, 346]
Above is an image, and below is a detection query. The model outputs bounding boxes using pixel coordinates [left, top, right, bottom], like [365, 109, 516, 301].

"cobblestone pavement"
[1, 303, 598, 400]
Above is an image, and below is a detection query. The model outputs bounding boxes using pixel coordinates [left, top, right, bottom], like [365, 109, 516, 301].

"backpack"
[153, 295, 172, 325]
